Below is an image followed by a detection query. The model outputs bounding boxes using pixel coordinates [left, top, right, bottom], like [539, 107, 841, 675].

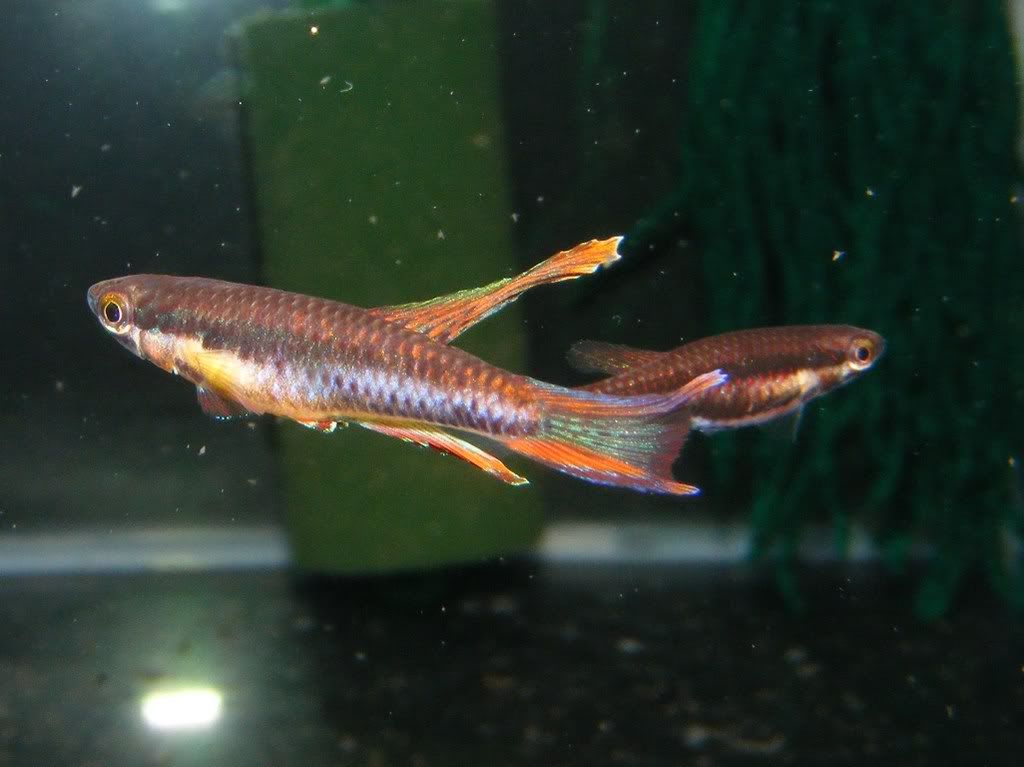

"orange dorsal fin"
[566, 340, 665, 375]
[357, 422, 528, 486]
[369, 237, 622, 344]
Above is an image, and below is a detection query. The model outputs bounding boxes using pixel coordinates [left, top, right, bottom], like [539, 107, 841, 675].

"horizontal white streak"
[0, 522, 932, 576]
[0, 526, 289, 575]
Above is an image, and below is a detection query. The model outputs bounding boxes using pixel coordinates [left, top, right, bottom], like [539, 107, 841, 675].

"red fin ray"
[358, 422, 528, 486]
[297, 419, 341, 433]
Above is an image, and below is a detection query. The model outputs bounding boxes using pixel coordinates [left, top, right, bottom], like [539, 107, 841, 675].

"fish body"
[570, 325, 885, 431]
[87, 239, 725, 495]
[90, 274, 542, 432]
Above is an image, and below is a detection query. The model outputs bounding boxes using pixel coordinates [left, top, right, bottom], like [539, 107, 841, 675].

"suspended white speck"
[832, 249, 845, 262]
[368, 214, 378, 225]
[616, 637, 645, 654]
[198, 445, 206, 456]
[865, 187, 875, 197]
[319, 75, 331, 87]
[309, 25, 319, 35]
[436, 229, 445, 240]
[510, 212, 520, 223]
[70, 185, 82, 198]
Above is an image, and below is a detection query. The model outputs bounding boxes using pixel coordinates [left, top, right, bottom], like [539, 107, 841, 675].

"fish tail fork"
[503, 370, 726, 495]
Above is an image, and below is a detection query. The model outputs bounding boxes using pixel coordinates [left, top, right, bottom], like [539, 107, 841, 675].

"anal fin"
[358, 422, 528, 486]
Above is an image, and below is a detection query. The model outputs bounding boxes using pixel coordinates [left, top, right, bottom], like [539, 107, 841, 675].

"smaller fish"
[568, 325, 885, 433]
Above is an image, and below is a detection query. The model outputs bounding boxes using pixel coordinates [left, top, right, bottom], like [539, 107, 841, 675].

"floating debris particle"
[615, 637, 645, 654]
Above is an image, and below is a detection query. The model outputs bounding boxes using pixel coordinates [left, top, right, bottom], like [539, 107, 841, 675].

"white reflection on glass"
[141, 687, 223, 731]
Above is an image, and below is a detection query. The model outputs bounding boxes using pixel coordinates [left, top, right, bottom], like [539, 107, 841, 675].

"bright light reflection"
[141, 687, 223, 731]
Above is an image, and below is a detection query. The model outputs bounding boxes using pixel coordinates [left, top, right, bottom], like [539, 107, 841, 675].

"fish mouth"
[86, 283, 103, 317]
[863, 330, 887, 366]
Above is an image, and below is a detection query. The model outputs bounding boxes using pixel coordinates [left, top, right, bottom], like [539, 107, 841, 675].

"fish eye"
[848, 338, 875, 370]
[99, 293, 131, 333]
[103, 300, 122, 324]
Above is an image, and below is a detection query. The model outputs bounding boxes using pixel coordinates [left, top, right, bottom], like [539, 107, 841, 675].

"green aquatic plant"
[656, 0, 1024, 616]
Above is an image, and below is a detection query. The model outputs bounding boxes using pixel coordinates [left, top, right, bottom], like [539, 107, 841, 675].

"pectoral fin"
[357, 422, 529, 486]
[196, 386, 255, 419]
[369, 237, 623, 344]
[765, 406, 805, 442]
[183, 343, 259, 419]
[566, 340, 665, 374]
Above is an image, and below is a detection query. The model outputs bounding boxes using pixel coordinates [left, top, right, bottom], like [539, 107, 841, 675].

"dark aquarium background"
[0, 0, 1021, 765]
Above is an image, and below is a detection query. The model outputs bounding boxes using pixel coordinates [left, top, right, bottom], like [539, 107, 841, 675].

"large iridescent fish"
[87, 238, 725, 495]
[568, 325, 885, 432]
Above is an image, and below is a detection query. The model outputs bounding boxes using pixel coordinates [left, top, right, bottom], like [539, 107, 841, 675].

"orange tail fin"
[503, 370, 725, 495]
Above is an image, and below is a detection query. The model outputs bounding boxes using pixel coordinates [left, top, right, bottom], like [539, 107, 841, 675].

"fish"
[87, 238, 726, 495]
[567, 325, 885, 433]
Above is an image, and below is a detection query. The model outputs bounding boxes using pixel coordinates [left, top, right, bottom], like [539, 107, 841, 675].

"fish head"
[88, 276, 142, 354]
[87, 275, 181, 373]
[813, 325, 886, 391]
[843, 328, 886, 373]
